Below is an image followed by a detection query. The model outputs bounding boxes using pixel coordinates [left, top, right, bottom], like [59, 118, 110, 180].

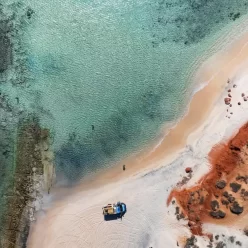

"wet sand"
[27, 30, 248, 248]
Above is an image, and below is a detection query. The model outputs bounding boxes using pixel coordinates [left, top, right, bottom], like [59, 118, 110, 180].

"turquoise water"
[1, 0, 248, 183]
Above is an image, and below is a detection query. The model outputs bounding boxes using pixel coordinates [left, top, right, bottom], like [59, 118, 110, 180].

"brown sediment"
[167, 122, 248, 236]
[0, 118, 52, 248]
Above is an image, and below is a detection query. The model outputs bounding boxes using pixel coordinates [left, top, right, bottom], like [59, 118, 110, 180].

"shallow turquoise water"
[1, 0, 248, 183]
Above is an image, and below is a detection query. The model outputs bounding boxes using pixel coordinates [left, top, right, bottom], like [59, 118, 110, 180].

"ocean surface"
[0, 0, 248, 187]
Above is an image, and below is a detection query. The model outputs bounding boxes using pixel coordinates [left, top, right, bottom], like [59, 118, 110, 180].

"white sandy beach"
[27, 32, 248, 248]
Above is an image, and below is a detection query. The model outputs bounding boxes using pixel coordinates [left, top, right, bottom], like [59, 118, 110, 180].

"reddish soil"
[167, 122, 248, 236]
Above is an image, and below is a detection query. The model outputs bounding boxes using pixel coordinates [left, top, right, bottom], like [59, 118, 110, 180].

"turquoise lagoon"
[1, 0, 248, 182]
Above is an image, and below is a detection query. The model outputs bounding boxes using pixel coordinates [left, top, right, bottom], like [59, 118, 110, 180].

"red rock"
[185, 167, 192, 173]
[224, 98, 231, 105]
[238, 102, 241, 105]
[228, 94, 232, 97]
[242, 93, 245, 97]
[188, 221, 196, 227]
[228, 89, 231, 92]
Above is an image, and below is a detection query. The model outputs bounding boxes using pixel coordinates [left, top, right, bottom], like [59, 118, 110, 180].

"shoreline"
[53, 32, 248, 195]
[0, 118, 51, 248]
[26, 27, 248, 248]
[27, 62, 248, 247]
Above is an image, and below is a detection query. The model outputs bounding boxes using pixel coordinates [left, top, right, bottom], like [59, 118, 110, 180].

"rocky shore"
[168, 121, 248, 243]
[0, 117, 54, 248]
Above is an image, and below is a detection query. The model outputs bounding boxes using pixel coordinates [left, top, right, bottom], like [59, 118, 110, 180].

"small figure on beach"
[123, 164, 126, 171]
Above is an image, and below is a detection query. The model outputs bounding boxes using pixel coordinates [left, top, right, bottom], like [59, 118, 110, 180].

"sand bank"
[27, 31, 248, 248]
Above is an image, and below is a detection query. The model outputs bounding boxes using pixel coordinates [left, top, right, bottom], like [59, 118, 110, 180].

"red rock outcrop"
[224, 98, 231, 105]
[167, 122, 248, 236]
[185, 167, 192, 173]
